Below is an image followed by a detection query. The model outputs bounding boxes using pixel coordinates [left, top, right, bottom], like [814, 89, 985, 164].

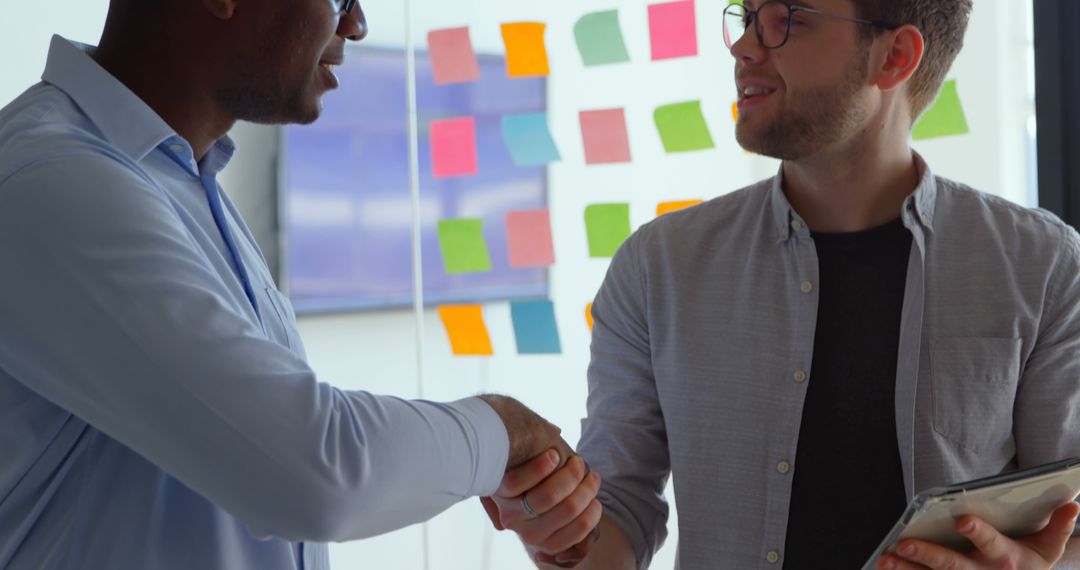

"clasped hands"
[478, 395, 602, 567]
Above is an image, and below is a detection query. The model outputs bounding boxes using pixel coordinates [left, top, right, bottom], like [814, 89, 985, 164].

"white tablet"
[861, 457, 1080, 570]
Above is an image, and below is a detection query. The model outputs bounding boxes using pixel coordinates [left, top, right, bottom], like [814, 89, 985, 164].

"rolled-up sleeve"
[577, 230, 670, 569]
[0, 151, 508, 542]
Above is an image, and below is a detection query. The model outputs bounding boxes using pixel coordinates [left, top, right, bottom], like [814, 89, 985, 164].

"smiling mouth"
[739, 85, 776, 100]
[320, 63, 335, 73]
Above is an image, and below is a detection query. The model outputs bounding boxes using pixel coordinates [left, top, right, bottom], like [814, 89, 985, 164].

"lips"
[736, 79, 779, 110]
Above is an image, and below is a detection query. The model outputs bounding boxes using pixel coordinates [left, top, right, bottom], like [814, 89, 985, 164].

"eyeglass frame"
[329, 0, 358, 16]
[723, 1, 901, 50]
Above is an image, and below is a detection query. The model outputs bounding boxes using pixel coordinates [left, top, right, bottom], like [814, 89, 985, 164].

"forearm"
[529, 516, 637, 570]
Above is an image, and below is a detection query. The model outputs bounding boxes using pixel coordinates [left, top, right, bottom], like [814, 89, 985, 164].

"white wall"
[0, 1, 1035, 569]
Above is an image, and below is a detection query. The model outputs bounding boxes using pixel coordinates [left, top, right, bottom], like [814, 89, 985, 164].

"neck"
[781, 124, 920, 234]
[92, 20, 234, 161]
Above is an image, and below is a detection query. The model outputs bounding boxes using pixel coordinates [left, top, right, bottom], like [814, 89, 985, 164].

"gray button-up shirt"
[579, 155, 1080, 569]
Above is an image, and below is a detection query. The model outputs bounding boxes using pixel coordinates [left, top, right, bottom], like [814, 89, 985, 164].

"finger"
[521, 472, 601, 554]
[876, 553, 930, 570]
[480, 497, 504, 531]
[1020, 501, 1080, 562]
[955, 515, 1011, 560]
[553, 525, 602, 566]
[544, 500, 603, 558]
[499, 448, 561, 497]
[891, 539, 975, 570]
[515, 455, 589, 514]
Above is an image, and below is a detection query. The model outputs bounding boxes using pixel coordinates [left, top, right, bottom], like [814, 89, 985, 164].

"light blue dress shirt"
[0, 36, 509, 570]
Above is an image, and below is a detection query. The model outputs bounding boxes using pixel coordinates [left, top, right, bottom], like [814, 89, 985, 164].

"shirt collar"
[770, 151, 938, 243]
[40, 34, 236, 174]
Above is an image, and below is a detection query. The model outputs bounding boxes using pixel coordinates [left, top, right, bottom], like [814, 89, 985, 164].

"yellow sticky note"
[657, 199, 704, 217]
[585, 303, 594, 331]
[502, 23, 550, 78]
[438, 305, 493, 356]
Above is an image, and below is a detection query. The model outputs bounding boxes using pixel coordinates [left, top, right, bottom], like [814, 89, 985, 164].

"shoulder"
[631, 178, 773, 254]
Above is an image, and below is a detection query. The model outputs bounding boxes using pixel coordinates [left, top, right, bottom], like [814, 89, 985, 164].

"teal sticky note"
[585, 203, 631, 258]
[510, 300, 562, 354]
[913, 79, 970, 141]
[574, 10, 631, 66]
[437, 219, 492, 274]
[501, 113, 561, 166]
[655, 101, 715, 153]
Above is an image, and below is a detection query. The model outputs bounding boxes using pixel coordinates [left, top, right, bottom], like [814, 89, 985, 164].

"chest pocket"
[929, 337, 1022, 452]
[259, 286, 304, 356]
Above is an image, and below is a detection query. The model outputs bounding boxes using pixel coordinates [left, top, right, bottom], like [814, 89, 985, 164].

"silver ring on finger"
[521, 493, 539, 519]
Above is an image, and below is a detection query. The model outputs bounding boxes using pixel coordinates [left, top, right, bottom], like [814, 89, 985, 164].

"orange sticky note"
[438, 305, 493, 356]
[657, 199, 703, 217]
[502, 23, 550, 78]
[731, 101, 739, 123]
[585, 303, 594, 331]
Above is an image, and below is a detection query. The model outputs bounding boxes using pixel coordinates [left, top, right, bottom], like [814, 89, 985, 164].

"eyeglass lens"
[723, 2, 793, 49]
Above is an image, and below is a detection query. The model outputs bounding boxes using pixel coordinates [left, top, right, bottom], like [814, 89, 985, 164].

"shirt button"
[793, 370, 807, 383]
[777, 460, 791, 475]
[169, 143, 185, 154]
[800, 281, 814, 294]
[767, 550, 781, 564]
[921, 214, 932, 225]
[791, 220, 803, 231]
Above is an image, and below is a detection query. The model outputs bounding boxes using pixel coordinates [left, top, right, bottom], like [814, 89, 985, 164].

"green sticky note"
[574, 10, 631, 66]
[585, 204, 631, 258]
[654, 101, 715, 153]
[913, 79, 970, 141]
[437, 219, 492, 274]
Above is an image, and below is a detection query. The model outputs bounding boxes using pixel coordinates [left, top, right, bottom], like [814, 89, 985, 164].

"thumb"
[1021, 502, 1080, 562]
[480, 496, 505, 531]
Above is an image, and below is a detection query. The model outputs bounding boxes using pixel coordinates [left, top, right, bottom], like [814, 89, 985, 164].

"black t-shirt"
[782, 217, 912, 569]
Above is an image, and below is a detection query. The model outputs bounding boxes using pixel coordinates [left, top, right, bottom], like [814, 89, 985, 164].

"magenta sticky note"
[428, 27, 481, 85]
[506, 209, 555, 268]
[579, 109, 632, 165]
[430, 117, 478, 178]
[649, 0, 699, 61]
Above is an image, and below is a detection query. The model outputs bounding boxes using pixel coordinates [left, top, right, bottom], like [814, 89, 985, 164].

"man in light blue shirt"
[0, 0, 601, 568]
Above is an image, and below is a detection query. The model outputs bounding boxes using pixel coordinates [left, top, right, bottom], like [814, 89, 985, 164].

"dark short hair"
[856, 0, 973, 120]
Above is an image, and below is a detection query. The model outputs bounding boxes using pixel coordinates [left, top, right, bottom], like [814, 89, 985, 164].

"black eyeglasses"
[330, 0, 358, 15]
[723, 1, 900, 50]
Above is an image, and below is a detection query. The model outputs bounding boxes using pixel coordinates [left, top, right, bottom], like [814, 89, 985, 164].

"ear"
[201, 0, 239, 20]
[873, 24, 925, 93]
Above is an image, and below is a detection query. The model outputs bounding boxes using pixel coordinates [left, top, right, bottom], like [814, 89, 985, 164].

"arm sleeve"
[576, 231, 670, 569]
[0, 152, 508, 543]
[1015, 226, 1080, 468]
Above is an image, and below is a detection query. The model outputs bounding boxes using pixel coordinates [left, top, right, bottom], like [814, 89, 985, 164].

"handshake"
[478, 395, 603, 568]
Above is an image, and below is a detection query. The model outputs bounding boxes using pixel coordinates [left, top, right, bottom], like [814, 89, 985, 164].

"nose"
[729, 24, 767, 65]
[339, 2, 368, 42]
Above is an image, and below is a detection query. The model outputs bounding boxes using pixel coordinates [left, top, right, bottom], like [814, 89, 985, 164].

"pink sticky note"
[428, 27, 481, 85]
[649, 0, 699, 61]
[579, 109, 632, 165]
[430, 117, 478, 178]
[506, 209, 555, 268]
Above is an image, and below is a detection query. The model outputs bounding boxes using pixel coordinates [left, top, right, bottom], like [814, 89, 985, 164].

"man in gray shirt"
[490, 0, 1080, 568]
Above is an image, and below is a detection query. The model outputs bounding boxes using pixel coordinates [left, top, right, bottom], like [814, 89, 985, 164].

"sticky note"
[506, 209, 555, 268]
[731, 101, 739, 123]
[437, 219, 492, 274]
[438, 305, 493, 356]
[501, 113, 561, 166]
[657, 199, 704, 216]
[574, 10, 631, 66]
[510, 300, 562, 354]
[913, 79, 970, 141]
[502, 23, 550, 78]
[430, 117, 478, 178]
[649, 0, 699, 61]
[655, 101, 715, 153]
[585, 203, 631, 258]
[428, 27, 480, 85]
[579, 109, 632, 165]
[585, 302, 594, 330]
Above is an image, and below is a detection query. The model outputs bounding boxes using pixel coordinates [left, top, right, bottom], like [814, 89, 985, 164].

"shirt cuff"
[447, 397, 509, 497]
